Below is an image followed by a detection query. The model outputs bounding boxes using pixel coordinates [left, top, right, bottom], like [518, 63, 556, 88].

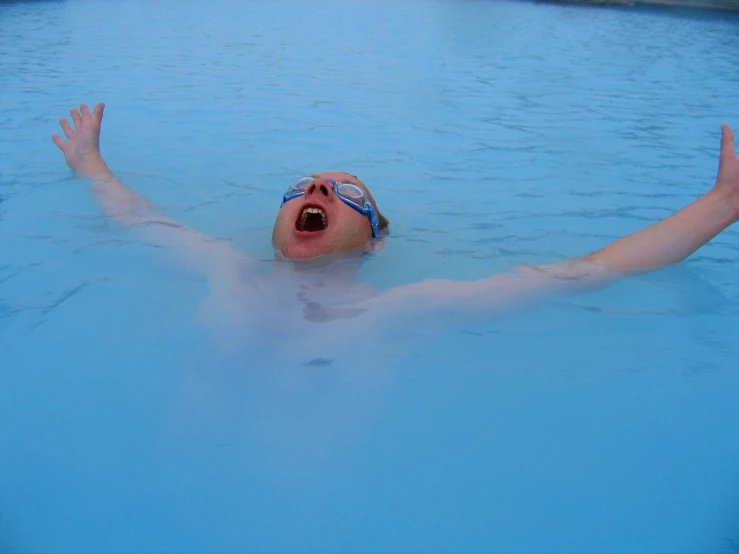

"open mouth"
[295, 206, 328, 233]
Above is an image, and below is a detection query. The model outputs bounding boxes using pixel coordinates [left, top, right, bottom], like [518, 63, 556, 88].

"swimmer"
[52, 102, 739, 320]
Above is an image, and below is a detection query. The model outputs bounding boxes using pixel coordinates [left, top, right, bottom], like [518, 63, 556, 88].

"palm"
[715, 124, 739, 218]
[718, 154, 739, 190]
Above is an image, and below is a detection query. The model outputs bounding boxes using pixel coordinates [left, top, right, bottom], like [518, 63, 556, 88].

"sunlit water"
[2, 0, 739, 551]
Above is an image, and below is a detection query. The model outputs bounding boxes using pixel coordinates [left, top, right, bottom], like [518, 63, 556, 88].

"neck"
[270, 249, 366, 291]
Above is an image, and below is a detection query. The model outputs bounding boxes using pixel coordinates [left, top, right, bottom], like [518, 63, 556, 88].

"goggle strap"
[367, 204, 380, 238]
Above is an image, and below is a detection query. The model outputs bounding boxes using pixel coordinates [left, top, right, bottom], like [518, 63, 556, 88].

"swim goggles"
[281, 176, 380, 238]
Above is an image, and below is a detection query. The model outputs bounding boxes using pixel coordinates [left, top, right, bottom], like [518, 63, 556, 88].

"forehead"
[312, 171, 362, 185]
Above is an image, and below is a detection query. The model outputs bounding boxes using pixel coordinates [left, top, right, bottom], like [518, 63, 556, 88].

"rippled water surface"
[2, 0, 739, 552]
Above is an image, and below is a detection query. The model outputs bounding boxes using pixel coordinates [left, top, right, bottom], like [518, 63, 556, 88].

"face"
[271, 172, 380, 259]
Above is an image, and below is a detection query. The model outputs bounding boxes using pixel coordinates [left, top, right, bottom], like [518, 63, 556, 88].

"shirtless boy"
[52, 103, 739, 321]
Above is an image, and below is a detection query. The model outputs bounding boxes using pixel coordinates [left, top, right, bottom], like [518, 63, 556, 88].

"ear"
[364, 239, 385, 253]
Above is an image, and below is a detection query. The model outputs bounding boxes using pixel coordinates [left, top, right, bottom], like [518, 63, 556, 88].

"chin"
[277, 242, 334, 260]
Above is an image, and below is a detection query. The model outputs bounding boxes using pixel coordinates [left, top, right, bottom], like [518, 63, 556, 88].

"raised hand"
[714, 123, 739, 221]
[52, 102, 111, 179]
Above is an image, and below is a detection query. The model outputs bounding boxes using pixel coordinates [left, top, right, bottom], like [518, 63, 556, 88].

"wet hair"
[377, 211, 390, 234]
[348, 173, 389, 234]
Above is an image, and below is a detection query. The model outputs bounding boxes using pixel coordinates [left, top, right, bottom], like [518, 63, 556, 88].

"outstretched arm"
[52, 103, 250, 275]
[371, 125, 739, 317]
[583, 124, 738, 271]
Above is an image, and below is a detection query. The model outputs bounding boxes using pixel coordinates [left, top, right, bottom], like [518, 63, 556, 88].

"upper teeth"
[300, 207, 327, 227]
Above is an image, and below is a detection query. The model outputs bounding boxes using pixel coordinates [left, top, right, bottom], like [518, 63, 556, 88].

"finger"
[60, 118, 74, 139]
[51, 134, 65, 149]
[80, 103, 91, 120]
[70, 108, 82, 129]
[92, 102, 105, 125]
[721, 123, 735, 158]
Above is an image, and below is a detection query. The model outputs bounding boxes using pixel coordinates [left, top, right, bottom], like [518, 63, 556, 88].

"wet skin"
[52, 103, 739, 318]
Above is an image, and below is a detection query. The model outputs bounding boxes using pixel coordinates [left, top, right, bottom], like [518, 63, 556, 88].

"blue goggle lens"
[287, 176, 314, 194]
[335, 182, 366, 204]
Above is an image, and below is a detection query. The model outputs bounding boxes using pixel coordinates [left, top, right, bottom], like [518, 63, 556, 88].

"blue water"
[2, 0, 739, 551]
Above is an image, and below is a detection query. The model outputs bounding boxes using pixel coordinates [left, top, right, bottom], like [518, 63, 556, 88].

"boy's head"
[271, 172, 389, 259]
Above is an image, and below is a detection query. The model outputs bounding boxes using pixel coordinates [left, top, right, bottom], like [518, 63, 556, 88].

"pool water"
[2, 0, 739, 551]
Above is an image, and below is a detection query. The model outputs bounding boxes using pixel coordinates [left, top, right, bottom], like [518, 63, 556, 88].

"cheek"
[335, 211, 371, 244]
[272, 208, 293, 239]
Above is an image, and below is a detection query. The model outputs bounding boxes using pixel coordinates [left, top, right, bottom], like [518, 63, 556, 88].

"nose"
[305, 178, 335, 201]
